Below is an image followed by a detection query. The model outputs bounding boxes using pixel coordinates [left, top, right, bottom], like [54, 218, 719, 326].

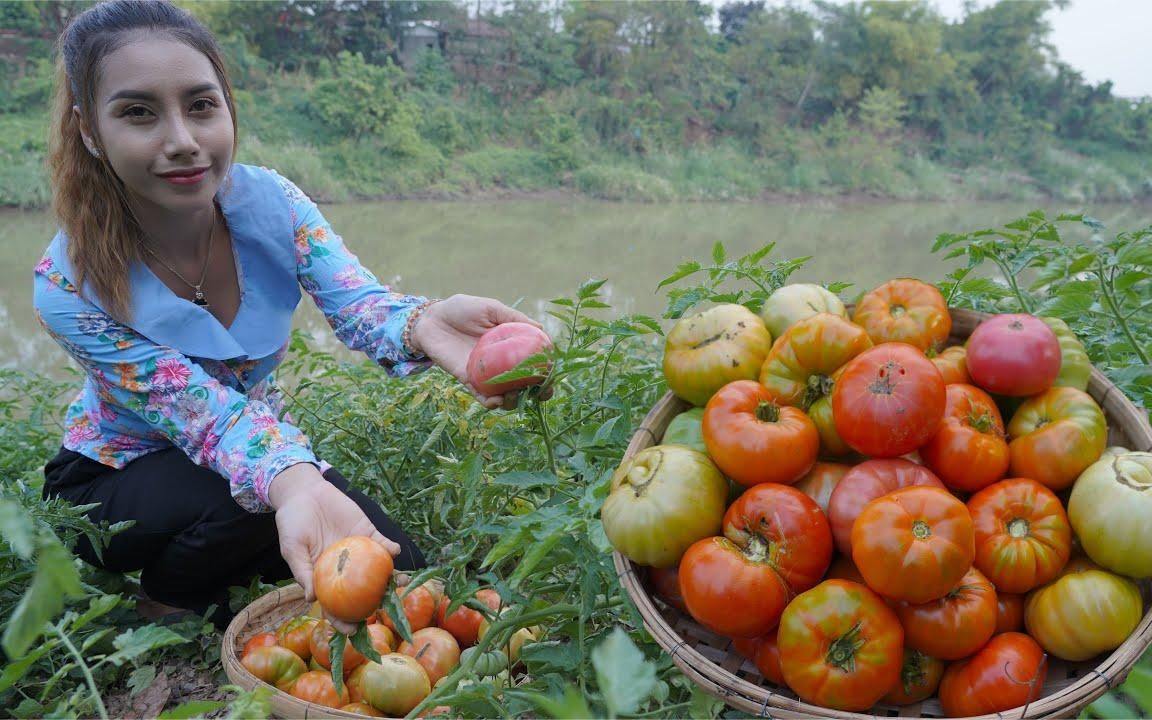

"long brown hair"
[49, 0, 238, 323]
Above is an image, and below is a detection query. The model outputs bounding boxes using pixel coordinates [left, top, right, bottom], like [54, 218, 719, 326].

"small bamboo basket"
[613, 308, 1152, 719]
[221, 583, 380, 719]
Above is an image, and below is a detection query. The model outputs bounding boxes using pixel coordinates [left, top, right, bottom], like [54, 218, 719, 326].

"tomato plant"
[1067, 451, 1152, 578]
[831, 343, 946, 458]
[851, 278, 951, 352]
[937, 632, 1047, 717]
[348, 654, 432, 716]
[679, 484, 832, 638]
[777, 579, 904, 712]
[702, 379, 819, 487]
[1025, 556, 1142, 661]
[241, 645, 308, 690]
[465, 321, 553, 396]
[968, 477, 1071, 593]
[601, 444, 728, 567]
[288, 669, 351, 708]
[851, 486, 974, 604]
[1007, 386, 1108, 491]
[314, 536, 395, 623]
[662, 304, 772, 406]
[919, 382, 1009, 493]
[895, 566, 997, 660]
[826, 458, 943, 556]
[759, 283, 847, 339]
[881, 649, 945, 706]
[966, 313, 1061, 397]
[758, 312, 872, 408]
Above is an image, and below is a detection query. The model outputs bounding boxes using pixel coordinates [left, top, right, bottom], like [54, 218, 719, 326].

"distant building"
[397, 21, 446, 70]
[398, 18, 514, 90]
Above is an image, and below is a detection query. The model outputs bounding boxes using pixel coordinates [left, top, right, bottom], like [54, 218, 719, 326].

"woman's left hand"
[410, 294, 548, 409]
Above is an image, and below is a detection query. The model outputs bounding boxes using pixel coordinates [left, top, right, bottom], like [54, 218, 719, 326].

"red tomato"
[966, 313, 1061, 396]
[852, 278, 952, 352]
[831, 343, 946, 458]
[241, 645, 307, 691]
[340, 702, 384, 717]
[647, 565, 689, 614]
[702, 379, 819, 487]
[366, 623, 396, 656]
[288, 670, 351, 708]
[826, 458, 944, 556]
[777, 579, 904, 712]
[938, 632, 1047, 717]
[309, 619, 367, 675]
[851, 486, 974, 604]
[793, 461, 852, 515]
[679, 484, 832, 638]
[895, 566, 997, 660]
[379, 584, 437, 634]
[881, 649, 945, 706]
[735, 628, 785, 685]
[398, 627, 461, 686]
[313, 536, 394, 623]
[435, 589, 502, 648]
[995, 593, 1025, 634]
[241, 632, 279, 659]
[465, 321, 553, 396]
[919, 383, 1010, 492]
[968, 477, 1072, 593]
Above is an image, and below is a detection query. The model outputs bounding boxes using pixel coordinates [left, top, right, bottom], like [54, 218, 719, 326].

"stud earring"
[88, 146, 101, 158]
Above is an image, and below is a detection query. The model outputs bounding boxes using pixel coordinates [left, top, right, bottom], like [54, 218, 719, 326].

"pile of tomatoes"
[238, 537, 537, 717]
[603, 278, 1152, 716]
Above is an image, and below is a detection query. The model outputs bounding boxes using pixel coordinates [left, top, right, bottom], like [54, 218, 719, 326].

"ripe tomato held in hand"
[314, 536, 394, 623]
[966, 313, 1061, 396]
[851, 486, 974, 604]
[851, 278, 951, 352]
[895, 566, 997, 660]
[831, 343, 946, 458]
[662, 304, 772, 407]
[679, 484, 832, 638]
[465, 321, 553, 396]
[919, 383, 1010, 493]
[937, 632, 1047, 717]
[968, 477, 1071, 594]
[777, 579, 904, 712]
[826, 458, 944, 556]
[702, 380, 819, 487]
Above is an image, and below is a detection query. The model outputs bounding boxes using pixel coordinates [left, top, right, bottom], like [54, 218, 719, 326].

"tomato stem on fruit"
[754, 400, 781, 423]
[911, 519, 932, 539]
[826, 622, 863, 672]
[1007, 517, 1031, 538]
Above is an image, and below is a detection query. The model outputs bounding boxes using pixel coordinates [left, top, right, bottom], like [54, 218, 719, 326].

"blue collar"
[47, 164, 300, 361]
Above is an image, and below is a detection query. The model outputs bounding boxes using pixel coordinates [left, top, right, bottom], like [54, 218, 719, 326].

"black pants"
[43, 447, 425, 628]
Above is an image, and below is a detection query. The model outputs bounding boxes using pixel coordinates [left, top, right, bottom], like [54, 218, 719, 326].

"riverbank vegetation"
[2, 0, 1151, 208]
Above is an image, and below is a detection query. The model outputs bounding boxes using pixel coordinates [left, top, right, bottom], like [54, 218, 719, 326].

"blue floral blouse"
[33, 164, 431, 512]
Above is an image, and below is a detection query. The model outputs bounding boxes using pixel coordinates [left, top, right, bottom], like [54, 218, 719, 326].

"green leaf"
[520, 640, 581, 672]
[127, 665, 157, 697]
[656, 261, 702, 289]
[591, 627, 657, 717]
[158, 700, 227, 719]
[510, 530, 564, 588]
[1120, 664, 1152, 714]
[0, 497, 36, 558]
[711, 242, 726, 264]
[2, 539, 84, 658]
[1117, 242, 1152, 268]
[491, 471, 560, 489]
[349, 623, 381, 664]
[1084, 692, 1135, 718]
[329, 632, 345, 695]
[381, 588, 413, 644]
[105, 625, 189, 666]
[0, 640, 57, 692]
[522, 685, 596, 719]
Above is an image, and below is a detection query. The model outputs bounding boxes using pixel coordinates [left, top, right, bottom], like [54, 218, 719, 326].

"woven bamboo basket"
[222, 583, 385, 719]
[613, 307, 1152, 719]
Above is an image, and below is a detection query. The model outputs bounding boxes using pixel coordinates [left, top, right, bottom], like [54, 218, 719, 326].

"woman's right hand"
[269, 464, 399, 633]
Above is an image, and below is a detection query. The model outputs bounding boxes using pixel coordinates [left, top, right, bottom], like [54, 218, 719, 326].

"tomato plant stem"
[49, 623, 109, 720]
[1098, 261, 1150, 365]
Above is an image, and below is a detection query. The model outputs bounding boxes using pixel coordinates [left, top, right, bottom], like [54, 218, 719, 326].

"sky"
[931, 0, 1152, 98]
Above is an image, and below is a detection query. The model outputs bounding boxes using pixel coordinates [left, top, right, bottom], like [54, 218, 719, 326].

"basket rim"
[616, 306, 1152, 720]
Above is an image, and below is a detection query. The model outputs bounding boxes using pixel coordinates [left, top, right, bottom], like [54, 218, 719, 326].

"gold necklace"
[141, 206, 216, 308]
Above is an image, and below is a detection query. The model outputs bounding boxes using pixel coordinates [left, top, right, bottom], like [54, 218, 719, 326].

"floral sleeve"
[33, 269, 318, 512]
[273, 171, 432, 377]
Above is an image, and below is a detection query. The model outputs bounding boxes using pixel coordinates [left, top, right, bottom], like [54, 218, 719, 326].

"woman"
[34, 0, 539, 629]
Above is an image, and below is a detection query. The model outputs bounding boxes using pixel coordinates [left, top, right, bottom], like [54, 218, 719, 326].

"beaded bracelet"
[401, 298, 441, 358]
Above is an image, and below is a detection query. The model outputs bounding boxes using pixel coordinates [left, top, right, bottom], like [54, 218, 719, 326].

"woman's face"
[83, 34, 234, 214]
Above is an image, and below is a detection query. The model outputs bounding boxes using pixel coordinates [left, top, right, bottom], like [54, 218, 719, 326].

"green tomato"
[662, 407, 706, 453]
[1041, 317, 1092, 391]
[601, 445, 728, 568]
[760, 283, 847, 340]
[1067, 452, 1152, 578]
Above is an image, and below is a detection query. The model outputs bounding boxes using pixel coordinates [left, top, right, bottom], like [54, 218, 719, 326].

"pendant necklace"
[141, 205, 216, 308]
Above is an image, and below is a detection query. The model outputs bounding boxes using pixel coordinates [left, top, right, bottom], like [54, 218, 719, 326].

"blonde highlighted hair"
[48, 0, 238, 323]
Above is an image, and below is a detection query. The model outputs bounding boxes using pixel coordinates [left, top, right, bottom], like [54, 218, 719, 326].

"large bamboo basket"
[613, 307, 1152, 719]
[222, 583, 384, 719]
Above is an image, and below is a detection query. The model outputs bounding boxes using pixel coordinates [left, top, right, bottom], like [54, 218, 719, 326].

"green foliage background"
[2, 0, 1152, 207]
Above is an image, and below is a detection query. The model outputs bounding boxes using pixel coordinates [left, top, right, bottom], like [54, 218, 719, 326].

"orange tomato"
[851, 278, 951, 352]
